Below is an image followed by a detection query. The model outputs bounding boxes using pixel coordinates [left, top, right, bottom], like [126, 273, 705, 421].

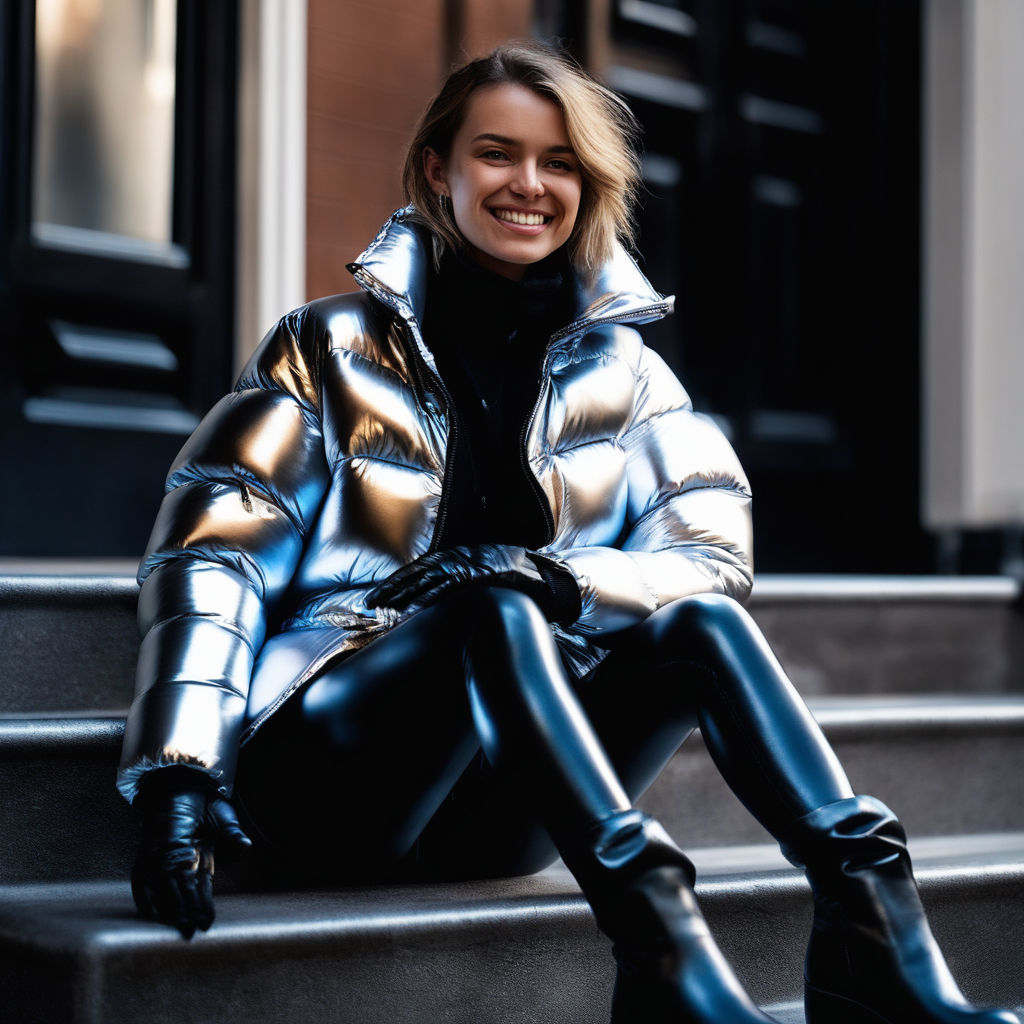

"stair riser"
[3, 718, 1024, 884]
[0, 579, 138, 713]
[640, 725, 1024, 847]
[2, 577, 1022, 714]
[753, 600, 1024, 697]
[0, 752, 137, 884]
[929, 880, 1024, 1011]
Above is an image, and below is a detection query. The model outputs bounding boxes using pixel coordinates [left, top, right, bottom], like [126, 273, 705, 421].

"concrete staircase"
[0, 567, 1022, 1023]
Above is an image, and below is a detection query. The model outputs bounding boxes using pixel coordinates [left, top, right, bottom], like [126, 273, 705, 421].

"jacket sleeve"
[116, 308, 332, 803]
[550, 343, 753, 638]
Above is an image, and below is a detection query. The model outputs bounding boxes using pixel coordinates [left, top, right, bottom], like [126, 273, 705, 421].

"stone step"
[0, 570, 138, 713]
[0, 715, 135, 885]
[4, 695, 1024, 886]
[1, 568, 1020, 715]
[751, 575, 1024, 697]
[1, 834, 1021, 1024]
[640, 693, 1024, 846]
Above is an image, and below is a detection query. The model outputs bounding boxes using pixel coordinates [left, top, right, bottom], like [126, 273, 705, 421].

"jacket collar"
[347, 206, 674, 349]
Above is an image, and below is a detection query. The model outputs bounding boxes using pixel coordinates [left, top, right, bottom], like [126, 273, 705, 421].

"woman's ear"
[423, 147, 447, 195]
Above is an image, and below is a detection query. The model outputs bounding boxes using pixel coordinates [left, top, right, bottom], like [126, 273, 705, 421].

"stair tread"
[3, 837, 1021, 1023]
[8, 692, 1024, 733]
[3, 831, 1022, 928]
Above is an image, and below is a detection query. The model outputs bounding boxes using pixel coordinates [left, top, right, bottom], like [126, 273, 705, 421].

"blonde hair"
[401, 41, 642, 273]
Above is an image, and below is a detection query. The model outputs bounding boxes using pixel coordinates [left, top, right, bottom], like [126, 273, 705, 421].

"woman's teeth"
[493, 209, 548, 226]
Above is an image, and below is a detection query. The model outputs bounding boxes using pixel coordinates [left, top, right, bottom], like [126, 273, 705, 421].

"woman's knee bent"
[442, 583, 555, 656]
[633, 591, 756, 659]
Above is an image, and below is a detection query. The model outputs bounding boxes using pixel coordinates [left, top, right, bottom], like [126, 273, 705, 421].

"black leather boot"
[781, 795, 1019, 1024]
[571, 810, 778, 1024]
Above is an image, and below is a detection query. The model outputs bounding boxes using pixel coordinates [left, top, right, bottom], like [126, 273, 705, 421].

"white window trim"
[236, 0, 307, 370]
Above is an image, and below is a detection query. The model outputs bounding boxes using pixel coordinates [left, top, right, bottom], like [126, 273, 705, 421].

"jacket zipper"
[430, 395, 459, 554]
[520, 353, 556, 546]
[398, 320, 460, 555]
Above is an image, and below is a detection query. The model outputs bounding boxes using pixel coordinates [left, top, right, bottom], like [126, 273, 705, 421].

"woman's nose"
[511, 161, 544, 197]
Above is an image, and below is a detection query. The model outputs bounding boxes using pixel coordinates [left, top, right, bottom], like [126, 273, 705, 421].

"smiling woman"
[422, 84, 582, 278]
[402, 42, 641, 274]
[117, 40, 1019, 1024]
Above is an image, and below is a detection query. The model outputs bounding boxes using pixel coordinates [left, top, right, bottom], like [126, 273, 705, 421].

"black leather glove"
[365, 543, 581, 625]
[131, 767, 252, 939]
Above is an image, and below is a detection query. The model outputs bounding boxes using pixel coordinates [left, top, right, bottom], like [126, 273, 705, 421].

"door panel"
[544, 0, 926, 571]
[0, 0, 238, 556]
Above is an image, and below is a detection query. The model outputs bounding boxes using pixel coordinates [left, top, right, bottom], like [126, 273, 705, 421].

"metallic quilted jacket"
[117, 208, 753, 803]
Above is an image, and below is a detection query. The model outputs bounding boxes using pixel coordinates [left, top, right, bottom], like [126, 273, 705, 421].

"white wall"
[924, 0, 1024, 529]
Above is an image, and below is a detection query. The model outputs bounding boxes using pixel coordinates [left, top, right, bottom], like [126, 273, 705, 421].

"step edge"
[1, 572, 1019, 604]
[8, 695, 1024, 751]
[750, 574, 1021, 604]
[5, 843, 1024, 954]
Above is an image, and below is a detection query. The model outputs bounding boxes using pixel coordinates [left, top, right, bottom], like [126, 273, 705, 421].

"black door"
[0, 0, 238, 557]
[543, 0, 927, 571]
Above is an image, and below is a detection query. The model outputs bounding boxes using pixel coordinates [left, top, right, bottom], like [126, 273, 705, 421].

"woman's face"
[424, 83, 582, 280]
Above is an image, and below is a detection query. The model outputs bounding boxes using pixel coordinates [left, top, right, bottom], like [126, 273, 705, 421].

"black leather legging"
[236, 587, 853, 883]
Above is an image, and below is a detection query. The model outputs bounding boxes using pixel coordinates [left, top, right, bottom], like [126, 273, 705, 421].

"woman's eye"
[481, 150, 509, 161]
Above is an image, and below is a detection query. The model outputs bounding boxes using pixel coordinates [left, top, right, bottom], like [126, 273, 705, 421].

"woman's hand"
[131, 767, 252, 939]
[366, 543, 580, 623]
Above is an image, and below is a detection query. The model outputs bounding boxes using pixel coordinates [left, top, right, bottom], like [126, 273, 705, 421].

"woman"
[118, 42, 1017, 1024]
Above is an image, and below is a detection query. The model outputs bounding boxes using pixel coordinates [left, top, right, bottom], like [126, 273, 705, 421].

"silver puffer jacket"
[117, 208, 753, 803]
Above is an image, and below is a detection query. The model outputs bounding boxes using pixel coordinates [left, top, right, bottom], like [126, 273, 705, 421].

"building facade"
[1, 0, 1020, 574]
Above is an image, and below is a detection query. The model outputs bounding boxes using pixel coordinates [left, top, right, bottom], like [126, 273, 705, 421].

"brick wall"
[305, 0, 445, 300]
[305, 0, 534, 301]
[456, 0, 535, 63]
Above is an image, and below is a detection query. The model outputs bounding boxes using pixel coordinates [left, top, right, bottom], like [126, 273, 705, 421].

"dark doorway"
[542, 0, 927, 572]
[0, 0, 239, 557]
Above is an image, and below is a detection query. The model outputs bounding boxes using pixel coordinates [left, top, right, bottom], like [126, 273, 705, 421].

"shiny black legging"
[235, 588, 853, 883]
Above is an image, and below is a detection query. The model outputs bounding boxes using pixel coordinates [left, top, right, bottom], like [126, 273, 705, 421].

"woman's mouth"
[490, 208, 552, 228]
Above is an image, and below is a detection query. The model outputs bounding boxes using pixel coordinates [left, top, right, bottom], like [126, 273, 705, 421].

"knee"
[457, 587, 565, 738]
[451, 584, 551, 647]
[664, 590, 745, 629]
[646, 592, 753, 653]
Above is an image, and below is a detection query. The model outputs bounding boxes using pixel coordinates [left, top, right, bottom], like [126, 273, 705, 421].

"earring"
[438, 193, 451, 216]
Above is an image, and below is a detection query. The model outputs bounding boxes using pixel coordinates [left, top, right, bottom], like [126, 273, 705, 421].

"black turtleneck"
[423, 248, 576, 549]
